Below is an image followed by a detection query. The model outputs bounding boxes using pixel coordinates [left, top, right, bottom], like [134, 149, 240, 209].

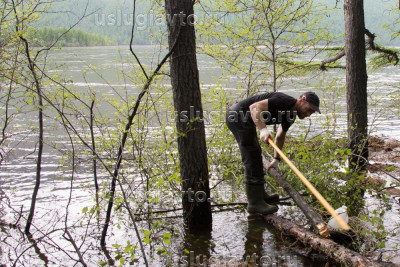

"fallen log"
[263, 214, 393, 267]
[262, 155, 330, 237]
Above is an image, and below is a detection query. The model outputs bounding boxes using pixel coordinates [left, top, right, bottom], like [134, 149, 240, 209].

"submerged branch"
[263, 214, 391, 266]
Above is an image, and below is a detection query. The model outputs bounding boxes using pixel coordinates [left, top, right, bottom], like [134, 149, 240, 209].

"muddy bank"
[368, 135, 400, 197]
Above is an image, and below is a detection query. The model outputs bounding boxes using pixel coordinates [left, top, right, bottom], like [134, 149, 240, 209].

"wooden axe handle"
[268, 138, 351, 231]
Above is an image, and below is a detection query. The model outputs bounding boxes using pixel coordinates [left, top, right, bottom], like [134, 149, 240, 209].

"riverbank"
[29, 27, 117, 47]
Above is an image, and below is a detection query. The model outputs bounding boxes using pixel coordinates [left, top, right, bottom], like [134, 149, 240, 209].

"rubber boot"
[264, 191, 279, 204]
[246, 184, 278, 215]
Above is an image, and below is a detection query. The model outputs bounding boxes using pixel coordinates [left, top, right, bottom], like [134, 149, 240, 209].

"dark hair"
[301, 91, 321, 114]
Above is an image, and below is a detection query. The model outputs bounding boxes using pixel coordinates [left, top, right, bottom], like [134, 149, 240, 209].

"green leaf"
[360, 229, 367, 236]
[124, 245, 132, 254]
[377, 241, 386, 248]
[163, 232, 172, 245]
[386, 165, 395, 172]
[143, 230, 151, 244]
[82, 207, 88, 213]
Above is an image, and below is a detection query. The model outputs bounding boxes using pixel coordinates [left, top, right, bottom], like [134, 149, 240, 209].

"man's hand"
[266, 158, 280, 171]
[259, 128, 272, 143]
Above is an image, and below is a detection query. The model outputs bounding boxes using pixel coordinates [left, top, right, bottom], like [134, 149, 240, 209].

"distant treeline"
[30, 27, 117, 47]
[36, 0, 400, 46]
[36, 0, 153, 45]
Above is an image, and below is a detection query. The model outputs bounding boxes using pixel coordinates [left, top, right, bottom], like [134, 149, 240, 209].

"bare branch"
[34, 0, 95, 60]
[61, 110, 88, 267]
[129, 0, 149, 80]
[100, 9, 182, 265]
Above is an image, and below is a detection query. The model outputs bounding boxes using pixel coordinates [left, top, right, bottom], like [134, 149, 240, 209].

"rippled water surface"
[1, 45, 399, 266]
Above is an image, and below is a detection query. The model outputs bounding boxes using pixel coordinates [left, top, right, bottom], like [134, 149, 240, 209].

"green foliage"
[36, 0, 162, 45]
[203, 84, 244, 200]
[110, 241, 138, 266]
[197, 0, 333, 95]
[28, 27, 116, 47]
[0, 0, 53, 164]
[321, 46, 344, 51]
[2, 0, 399, 264]
[381, 2, 400, 42]
[359, 210, 389, 252]
[368, 45, 400, 70]
[273, 132, 352, 209]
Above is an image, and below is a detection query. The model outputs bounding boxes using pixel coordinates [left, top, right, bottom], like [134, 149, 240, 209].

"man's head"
[296, 91, 321, 119]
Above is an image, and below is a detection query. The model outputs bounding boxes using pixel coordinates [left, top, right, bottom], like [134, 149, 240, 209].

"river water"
[1, 45, 400, 266]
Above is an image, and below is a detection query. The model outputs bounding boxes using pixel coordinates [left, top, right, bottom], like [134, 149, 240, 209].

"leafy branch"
[320, 28, 399, 71]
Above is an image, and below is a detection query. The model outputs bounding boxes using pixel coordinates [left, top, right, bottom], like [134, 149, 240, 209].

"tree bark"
[263, 214, 393, 267]
[165, 0, 212, 229]
[344, 0, 368, 170]
[262, 155, 329, 237]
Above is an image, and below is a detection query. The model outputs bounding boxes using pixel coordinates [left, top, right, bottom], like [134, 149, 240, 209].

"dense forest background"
[35, 0, 400, 46]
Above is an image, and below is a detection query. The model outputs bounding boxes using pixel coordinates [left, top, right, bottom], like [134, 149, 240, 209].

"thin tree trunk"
[89, 98, 99, 219]
[165, 0, 212, 229]
[272, 42, 277, 93]
[25, 65, 43, 235]
[262, 155, 329, 237]
[100, 26, 180, 247]
[11, 0, 44, 234]
[344, 0, 368, 170]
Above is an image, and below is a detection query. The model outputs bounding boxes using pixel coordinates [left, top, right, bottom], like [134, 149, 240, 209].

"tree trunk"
[263, 214, 392, 267]
[262, 155, 329, 237]
[165, 0, 212, 229]
[344, 0, 368, 170]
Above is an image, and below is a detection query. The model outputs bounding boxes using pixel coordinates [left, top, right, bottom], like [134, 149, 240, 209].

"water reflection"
[180, 228, 212, 266]
[169, 214, 304, 267]
[243, 215, 267, 265]
[243, 215, 330, 267]
[243, 215, 302, 266]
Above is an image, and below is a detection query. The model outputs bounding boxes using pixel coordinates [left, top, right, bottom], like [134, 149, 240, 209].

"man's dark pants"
[226, 104, 265, 185]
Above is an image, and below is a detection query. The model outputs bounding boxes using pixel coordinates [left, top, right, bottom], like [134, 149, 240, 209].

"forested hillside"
[36, 0, 399, 46]
[29, 27, 116, 46]
[36, 0, 156, 44]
